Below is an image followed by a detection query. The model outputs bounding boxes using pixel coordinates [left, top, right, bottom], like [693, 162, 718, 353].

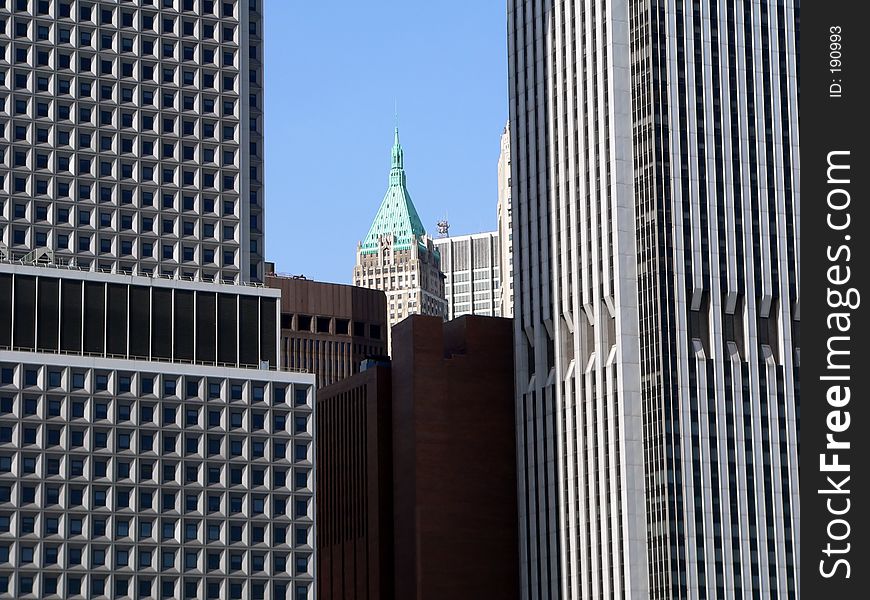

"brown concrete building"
[316, 361, 393, 600]
[316, 315, 519, 600]
[266, 269, 387, 388]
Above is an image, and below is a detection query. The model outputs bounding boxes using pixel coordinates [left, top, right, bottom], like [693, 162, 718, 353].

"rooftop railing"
[0, 344, 309, 374]
[0, 250, 267, 288]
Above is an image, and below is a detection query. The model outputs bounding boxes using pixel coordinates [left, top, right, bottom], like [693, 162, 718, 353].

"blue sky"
[264, 1, 508, 283]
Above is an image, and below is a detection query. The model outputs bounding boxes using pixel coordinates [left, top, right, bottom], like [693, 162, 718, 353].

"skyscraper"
[0, 0, 265, 283]
[0, 2, 317, 598]
[496, 121, 513, 318]
[434, 230, 501, 319]
[508, 1, 800, 599]
[0, 262, 316, 600]
[353, 128, 446, 353]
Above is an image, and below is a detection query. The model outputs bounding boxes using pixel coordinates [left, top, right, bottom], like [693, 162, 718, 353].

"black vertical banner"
[801, 1, 870, 598]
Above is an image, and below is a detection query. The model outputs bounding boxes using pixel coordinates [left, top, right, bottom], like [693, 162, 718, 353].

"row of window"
[0, 426, 309, 457]
[2, 455, 309, 485]
[1, 68, 246, 94]
[3, 548, 309, 578]
[0, 369, 307, 403]
[2, 11, 244, 41]
[2, 233, 246, 264]
[2, 208, 245, 236]
[5, 213, 241, 239]
[3, 0, 249, 20]
[2, 515, 308, 546]
[0, 482, 307, 517]
[0, 464, 310, 492]
[1, 137, 247, 162]
[2, 192, 243, 214]
[3, 39, 242, 66]
[3, 399, 306, 429]
[2, 116, 243, 142]
[1, 85, 249, 116]
[4, 173, 242, 195]
[0, 574, 307, 600]
[1, 104, 243, 131]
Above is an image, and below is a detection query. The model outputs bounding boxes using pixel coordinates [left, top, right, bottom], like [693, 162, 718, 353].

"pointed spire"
[390, 126, 405, 181]
[359, 125, 426, 255]
[392, 104, 402, 170]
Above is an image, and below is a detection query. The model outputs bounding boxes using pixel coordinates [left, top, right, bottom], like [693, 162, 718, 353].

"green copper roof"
[359, 128, 427, 254]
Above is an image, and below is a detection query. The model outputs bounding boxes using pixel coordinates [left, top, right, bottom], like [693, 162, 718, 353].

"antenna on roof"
[436, 219, 450, 238]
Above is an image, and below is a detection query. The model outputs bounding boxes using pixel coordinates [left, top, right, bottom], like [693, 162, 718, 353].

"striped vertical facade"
[508, 0, 800, 599]
[434, 232, 502, 319]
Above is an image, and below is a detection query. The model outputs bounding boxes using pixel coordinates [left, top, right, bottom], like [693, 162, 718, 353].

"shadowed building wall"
[392, 315, 519, 600]
[315, 315, 519, 600]
[316, 363, 393, 600]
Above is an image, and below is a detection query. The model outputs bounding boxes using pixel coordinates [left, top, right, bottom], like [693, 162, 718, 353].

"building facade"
[315, 315, 519, 600]
[0, 0, 265, 283]
[353, 128, 446, 354]
[508, 1, 800, 599]
[0, 2, 320, 598]
[0, 261, 316, 600]
[316, 361, 393, 600]
[391, 315, 518, 600]
[496, 121, 513, 318]
[433, 231, 501, 319]
[266, 270, 387, 388]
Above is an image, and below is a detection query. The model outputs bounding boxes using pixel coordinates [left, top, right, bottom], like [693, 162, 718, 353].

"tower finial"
[390, 120, 405, 179]
[394, 101, 400, 145]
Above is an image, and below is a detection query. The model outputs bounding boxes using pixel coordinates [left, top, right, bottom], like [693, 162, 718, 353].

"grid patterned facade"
[508, 0, 800, 599]
[0, 263, 317, 600]
[0, 354, 315, 600]
[434, 231, 501, 319]
[0, 0, 264, 283]
[0, 2, 314, 598]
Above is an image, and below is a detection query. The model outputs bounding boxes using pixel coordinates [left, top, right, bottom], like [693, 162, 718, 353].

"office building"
[496, 121, 513, 317]
[0, 261, 316, 600]
[266, 268, 387, 388]
[316, 315, 519, 600]
[0, 2, 318, 598]
[433, 231, 501, 319]
[508, 1, 800, 599]
[315, 360, 392, 600]
[353, 128, 446, 354]
[0, 0, 265, 283]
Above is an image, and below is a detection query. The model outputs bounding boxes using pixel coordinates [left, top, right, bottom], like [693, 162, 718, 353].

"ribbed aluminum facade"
[508, 1, 800, 599]
[0, 0, 265, 283]
[497, 122, 514, 318]
[434, 231, 501, 319]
